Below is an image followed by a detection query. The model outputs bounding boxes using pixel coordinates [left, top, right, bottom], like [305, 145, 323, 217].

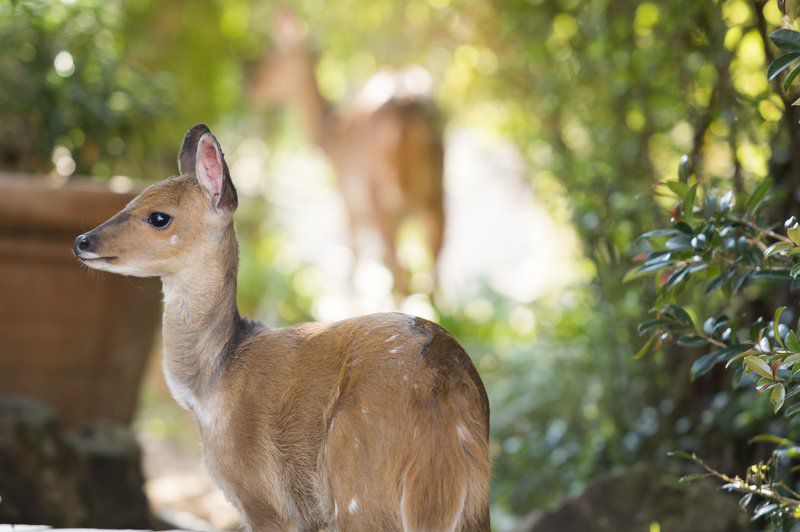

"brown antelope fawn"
[73, 124, 490, 531]
[248, 10, 445, 297]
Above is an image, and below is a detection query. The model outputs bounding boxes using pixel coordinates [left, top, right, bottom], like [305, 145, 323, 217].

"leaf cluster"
[635, 165, 800, 415]
[636, 21, 800, 528]
[672, 444, 800, 529]
[769, 29, 800, 97]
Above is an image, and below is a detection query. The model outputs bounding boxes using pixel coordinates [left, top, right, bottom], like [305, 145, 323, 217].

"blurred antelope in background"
[73, 124, 490, 531]
[249, 10, 446, 297]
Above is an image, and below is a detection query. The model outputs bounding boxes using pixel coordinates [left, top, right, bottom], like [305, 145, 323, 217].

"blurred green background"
[1, 0, 794, 528]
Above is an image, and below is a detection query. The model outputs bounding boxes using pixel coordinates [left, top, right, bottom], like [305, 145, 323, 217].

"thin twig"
[685, 452, 800, 508]
[775, 481, 800, 501]
[742, 219, 792, 242]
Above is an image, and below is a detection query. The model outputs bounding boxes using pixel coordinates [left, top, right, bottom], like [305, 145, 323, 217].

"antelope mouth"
[76, 254, 118, 262]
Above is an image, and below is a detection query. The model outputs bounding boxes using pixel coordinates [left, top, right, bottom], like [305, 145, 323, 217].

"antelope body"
[249, 12, 445, 296]
[73, 124, 490, 531]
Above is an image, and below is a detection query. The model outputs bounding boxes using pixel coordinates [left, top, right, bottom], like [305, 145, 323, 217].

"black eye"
[147, 212, 172, 228]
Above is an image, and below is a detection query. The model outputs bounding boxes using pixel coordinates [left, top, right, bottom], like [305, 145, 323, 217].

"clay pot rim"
[0, 172, 146, 235]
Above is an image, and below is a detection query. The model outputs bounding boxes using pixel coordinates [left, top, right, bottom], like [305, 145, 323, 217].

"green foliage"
[0, 0, 166, 176]
[633, 169, 800, 413]
[635, 21, 800, 526]
[8, 0, 800, 525]
[479, 0, 790, 517]
[671, 446, 800, 530]
[770, 29, 800, 91]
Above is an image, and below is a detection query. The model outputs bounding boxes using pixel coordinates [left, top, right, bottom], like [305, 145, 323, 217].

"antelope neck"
[160, 224, 242, 410]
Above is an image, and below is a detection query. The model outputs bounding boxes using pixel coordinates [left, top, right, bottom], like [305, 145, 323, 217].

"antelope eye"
[147, 212, 172, 228]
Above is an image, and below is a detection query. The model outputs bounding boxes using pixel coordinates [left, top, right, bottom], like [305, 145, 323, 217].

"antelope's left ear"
[195, 132, 238, 215]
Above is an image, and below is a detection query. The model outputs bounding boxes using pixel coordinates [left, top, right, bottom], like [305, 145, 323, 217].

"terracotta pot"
[0, 174, 161, 429]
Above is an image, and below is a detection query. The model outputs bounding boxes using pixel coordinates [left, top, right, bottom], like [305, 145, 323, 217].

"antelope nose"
[74, 233, 93, 254]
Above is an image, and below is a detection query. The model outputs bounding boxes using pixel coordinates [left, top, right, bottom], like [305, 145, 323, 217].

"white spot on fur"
[390, 347, 400, 354]
[400, 474, 411, 530]
[348, 498, 359, 514]
[334, 502, 338, 519]
[456, 424, 469, 443]
[450, 488, 468, 531]
[403, 375, 409, 381]
[170, 235, 180, 245]
[385, 334, 397, 342]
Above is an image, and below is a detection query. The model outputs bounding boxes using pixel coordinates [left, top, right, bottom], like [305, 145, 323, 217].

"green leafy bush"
[635, 21, 800, 530]
[0, 0, 165, 176]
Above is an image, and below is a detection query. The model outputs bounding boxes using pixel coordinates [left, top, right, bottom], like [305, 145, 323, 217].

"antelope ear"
[195, 132, 238, 214]
[178, 123, 211, 175]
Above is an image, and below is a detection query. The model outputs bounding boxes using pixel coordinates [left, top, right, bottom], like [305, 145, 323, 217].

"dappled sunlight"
[438, 129, 583, 306]
[9, 0, 800, 529]
[229, 126, 584, 323]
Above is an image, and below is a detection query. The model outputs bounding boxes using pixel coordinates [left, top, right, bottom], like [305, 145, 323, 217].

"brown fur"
[248, 11, 445, 296]
[74, 125, 490, 531]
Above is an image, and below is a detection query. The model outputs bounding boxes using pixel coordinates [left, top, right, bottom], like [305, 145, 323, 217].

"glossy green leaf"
[665, 265, 690, 290]
[666, 180, 688, 197]
[785, 402, 800, 418]
[752, 502, 778, 520]
[637, 318, 670, 335]
[677, 334, 706, 347]
[667, 450, 697, 461]
[775, 306, 787, 348]
[750, 434, 798, 446]
[752, 270, 791, 282]
[767, 51, 800, 80]
[690, 345, 750, 380]
[664, 304, 693, 326]
[690, 352, 719, 380]
[678, 473, 706, 484]
[764, 241, 793, 258]
[725, 350, 755, 369]
[637, 260, 677, 274]
[782, 353, 800, 366]
[785, 62, 800, 91]
[682, 184, 697, 218]
[772, 384, 786, 413]
[786, 384, 800, 401]
[640, 228, 684, 240]
[789, 223, 800, 244]
[771, 29, 800, 52]
[744, 355, 774, 379]
[745, 178, 773, 214]
[786, 330, 800, 352]
[706, 270, 732, 294]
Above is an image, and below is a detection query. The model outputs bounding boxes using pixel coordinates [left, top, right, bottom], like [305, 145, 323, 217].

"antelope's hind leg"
[323, 408, 403, 531]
